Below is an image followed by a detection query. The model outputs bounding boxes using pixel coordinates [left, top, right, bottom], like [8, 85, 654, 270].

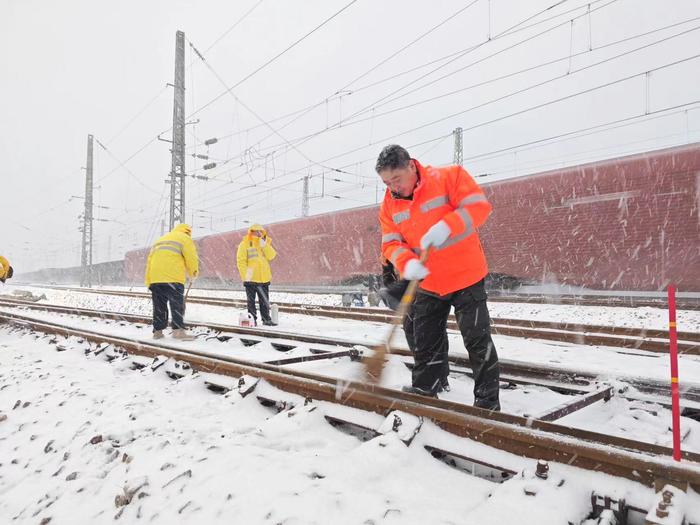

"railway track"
[1, 305, 700, 516]
[16, 285, 700, 355]
[2, 297, 700, 411]
[30, 282, 700, 310]
[488, 292, 700, 310]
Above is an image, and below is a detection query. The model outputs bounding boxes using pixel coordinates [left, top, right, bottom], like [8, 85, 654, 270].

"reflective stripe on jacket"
[144, 224, 199, 286]
[236, 224, 277, 283]
[379, 160, 491, 296]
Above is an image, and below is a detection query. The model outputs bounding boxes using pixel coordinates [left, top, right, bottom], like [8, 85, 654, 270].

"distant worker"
[144, 224, 199, 340]
[376, 144, 500, 410]
[237, 223, 277, 326]
[0, 256, 13, 283]
[379, 256, 450, 392]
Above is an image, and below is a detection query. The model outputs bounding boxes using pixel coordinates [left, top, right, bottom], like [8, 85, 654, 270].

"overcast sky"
[1, 0, 699, 272]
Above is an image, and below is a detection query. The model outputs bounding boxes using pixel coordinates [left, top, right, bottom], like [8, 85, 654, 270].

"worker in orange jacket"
[377, 144, 500, 410]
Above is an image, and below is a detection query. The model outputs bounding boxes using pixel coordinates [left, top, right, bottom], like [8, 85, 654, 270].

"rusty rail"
[13, 286, 699, 354]
[2, 298, 700, 407]
[1, 309, 700, 492]
[25, 283, 700, 310]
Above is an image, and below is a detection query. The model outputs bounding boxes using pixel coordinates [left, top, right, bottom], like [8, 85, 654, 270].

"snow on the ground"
[3, 283, 700, 455]
[3, 328, 699, 524]
[487, 302, 700, 333]
[2, 302, 700, 456]
[0, 328, 488, 524]
[560, 391, 700, 451]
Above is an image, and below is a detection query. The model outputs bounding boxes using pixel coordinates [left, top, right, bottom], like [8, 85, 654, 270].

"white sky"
[1, 0, 699, 272]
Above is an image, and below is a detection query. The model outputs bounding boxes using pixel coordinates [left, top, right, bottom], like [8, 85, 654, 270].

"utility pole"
[168, 30, 186, 230]
[453, 127, 463, 166]
[80, 134, 94, 287]
[301, 175, 310, 217]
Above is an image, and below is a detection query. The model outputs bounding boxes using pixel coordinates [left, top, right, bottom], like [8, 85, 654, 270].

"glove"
[420, 220, 451, 250]
[259, 237, 267, 247]
[403, 259, 430, 280]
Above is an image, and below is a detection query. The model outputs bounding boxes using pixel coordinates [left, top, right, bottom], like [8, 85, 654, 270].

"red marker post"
[668, 285, 682, 462]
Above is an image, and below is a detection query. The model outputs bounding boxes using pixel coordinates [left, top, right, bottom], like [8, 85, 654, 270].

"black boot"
[401, 385, 437, 397]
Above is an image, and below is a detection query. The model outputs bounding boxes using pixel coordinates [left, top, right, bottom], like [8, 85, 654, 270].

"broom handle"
[183, 279, 193, 314]
[383, 249, 429, 349]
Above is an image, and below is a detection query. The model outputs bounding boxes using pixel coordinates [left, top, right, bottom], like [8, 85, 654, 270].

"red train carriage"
[125, 142, 700, 291]
[480, 142, 700, 290]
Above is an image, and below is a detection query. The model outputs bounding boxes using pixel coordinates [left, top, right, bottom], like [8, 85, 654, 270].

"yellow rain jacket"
[237, 224, 276, 283]
[145, 224, 199, 287]
[0, 256, 11, 282]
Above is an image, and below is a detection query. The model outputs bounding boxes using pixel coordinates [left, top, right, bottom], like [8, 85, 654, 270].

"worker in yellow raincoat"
[236, 223, 277, 326]
[145, 224, 199, 340]
[0, 256, 13, 283]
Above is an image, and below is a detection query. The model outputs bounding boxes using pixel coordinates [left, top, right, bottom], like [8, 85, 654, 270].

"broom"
[183, 278, 193, 315]
[364, 249, 429, 384]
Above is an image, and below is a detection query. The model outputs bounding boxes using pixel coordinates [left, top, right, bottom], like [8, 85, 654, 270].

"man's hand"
[420, 220, 451, 250]
[259, 237, 267, 247]
[403, 259, 430, 280]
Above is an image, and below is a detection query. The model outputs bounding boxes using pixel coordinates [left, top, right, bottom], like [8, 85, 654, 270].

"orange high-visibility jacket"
[379, 160, 491, 296]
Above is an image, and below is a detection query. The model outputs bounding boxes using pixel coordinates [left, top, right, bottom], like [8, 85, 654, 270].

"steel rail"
[2, 298, 700, 407]
[12, 287, 699, 354]
[1, 309, 700, 491]
[26, 283, 700, 310]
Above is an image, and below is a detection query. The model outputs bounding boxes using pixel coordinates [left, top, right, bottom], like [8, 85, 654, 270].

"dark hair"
[375, 144, 411, 173]
[7, 266, 13, 279]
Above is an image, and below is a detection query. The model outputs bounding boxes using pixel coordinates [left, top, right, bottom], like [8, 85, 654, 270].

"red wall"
[480, 143, 700, 290]
[198, 206, 380, 284]
[126, 143, 700, 291]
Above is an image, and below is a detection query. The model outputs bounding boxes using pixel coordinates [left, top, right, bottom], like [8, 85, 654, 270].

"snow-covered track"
[16, 286, 700, 355]
[2, 307, 700, 495]
[2, 298, 700, 411]
[32, 283, 700, 310]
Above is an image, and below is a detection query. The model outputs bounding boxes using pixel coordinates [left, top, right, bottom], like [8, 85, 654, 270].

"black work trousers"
[244, 282, 271, 324]
[403, 309, 450, 388]
[412, 279, 500, 410]
[150, 283, 185, 331]
[380, 273, 450, 388]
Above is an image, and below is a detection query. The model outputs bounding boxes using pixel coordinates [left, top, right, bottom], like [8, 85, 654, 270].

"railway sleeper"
[103, 345, 127, 362]
[270, 342, 297, 352]
[130, 354, 169, 372]
[320, 409, 673, 525]
[5, 318, 700, 498]
[89, 342, 112, 356]
[164, 359, 194, 380]
[643, 484, 688, 525]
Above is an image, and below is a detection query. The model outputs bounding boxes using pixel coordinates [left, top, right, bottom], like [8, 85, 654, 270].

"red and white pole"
[668, 285, 681, 462]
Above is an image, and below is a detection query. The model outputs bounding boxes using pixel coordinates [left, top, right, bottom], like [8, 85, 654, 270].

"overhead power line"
[187, 38, 354, 179]
[186, 0, 360, 120]
[194, 57, 700, 209]
[195, 18, 699, 187]
[188, 1, 698, 156]
[197, 0, 619, 177]
[93, 136, 161, 194]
